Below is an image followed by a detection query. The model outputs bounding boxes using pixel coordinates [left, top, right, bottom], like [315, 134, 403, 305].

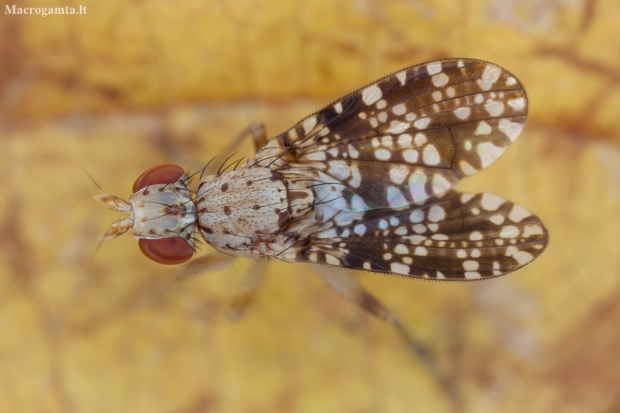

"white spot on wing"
[414, 117, 431, 129]
[302, 116, 317, 134]
[505, 246, 533, 265]
[477, 64, 502, 91]
[508, 97, 525, 111]
[523, 224, 544, 237]
[475, 121, 492, 135]
[391, 262, 410, 275]
[427, 62, 442, 75]
[327, 160, 351, 180]
[459, 160, 477, 176]
[422, 144, 441, 165]
[432, 174, 450, 195]
[453, 107, 471, 120]
[398, 133, 412, 145]
[396, 71, 407, 85]
[428, 205, 446, 222]
[499, 119, 524, 142]
[305, 151, 326, 161]
[347, 144, 359, 159]
[349, 164, 361, 188]
[500, 225, 519, 238]
[410, 209, 424, 223]
[387, 186, 407, 207]
[432, 72, 449, 88]
[386, 120, 409, 134]
[408, 170, 428, 203]
[477, 142, 506, 168]
[350, 194, 367, 210]
[334, 102, 343, 113]
[375, 149, 391, 160]
[362, 84, 383, 105]
[463, 260, 479, 271]
[389, 165, 409, 184]
[392, 103, 407, 116]
[481, 193, 505, 211]
[490, 214, 505, 225]
[403, 149, 419, 163]
[319, 228, 338, 238]
[394, 244, 409, 254]
[484, 100, 505, 116]
[381, 135, 393, 147]
[325, 254, 340, 265]
[469, 231, 483, 241]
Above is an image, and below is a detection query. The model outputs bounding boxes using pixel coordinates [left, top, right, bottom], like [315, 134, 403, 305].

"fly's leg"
[156, 122, 267, 174]
[311, 264, 460, 401]
[175, 254, 267, 322]
[175, 252, 238, 279]
[203, 123, 267, 175]
[248, 123, 267, 150]
[225, 259, 268, 321]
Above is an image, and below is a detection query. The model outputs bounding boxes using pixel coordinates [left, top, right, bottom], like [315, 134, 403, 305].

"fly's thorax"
[129, 180, 196, 246]
[195, 168, 314, 256]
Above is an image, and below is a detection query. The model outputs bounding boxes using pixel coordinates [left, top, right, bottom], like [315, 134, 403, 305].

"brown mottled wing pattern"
[280, 191, 547, 280]
[253, 59, 527, 212]
[249, 58, 546, 279]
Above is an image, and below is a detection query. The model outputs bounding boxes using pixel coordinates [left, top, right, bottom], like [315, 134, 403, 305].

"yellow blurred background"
[1, 1, 619, 412]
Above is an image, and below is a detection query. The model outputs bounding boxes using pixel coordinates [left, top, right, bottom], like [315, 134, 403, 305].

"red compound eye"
[138, 237, 194, 265]
[133, 164, 185, 193]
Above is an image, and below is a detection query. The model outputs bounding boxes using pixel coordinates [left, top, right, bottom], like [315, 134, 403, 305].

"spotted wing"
[279, 191, 547, 280]
[252, 59, 528, 211]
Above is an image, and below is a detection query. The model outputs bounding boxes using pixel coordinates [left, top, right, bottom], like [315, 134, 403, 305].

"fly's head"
[94, 164, 197, 264]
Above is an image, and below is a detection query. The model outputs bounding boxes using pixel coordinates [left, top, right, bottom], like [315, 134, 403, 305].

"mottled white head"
[94, 164, 197, 264]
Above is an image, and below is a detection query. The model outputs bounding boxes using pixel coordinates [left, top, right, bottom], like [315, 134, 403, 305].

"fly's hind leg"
[221, 122, 267, 154]
[175, 253, 267, 322]
[311, 264, 460, 402]
[225, 259, 268, 321]
[175, 252, 238, 279]
[248, 123, 267, 150]
[204, 123, 267, 175]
